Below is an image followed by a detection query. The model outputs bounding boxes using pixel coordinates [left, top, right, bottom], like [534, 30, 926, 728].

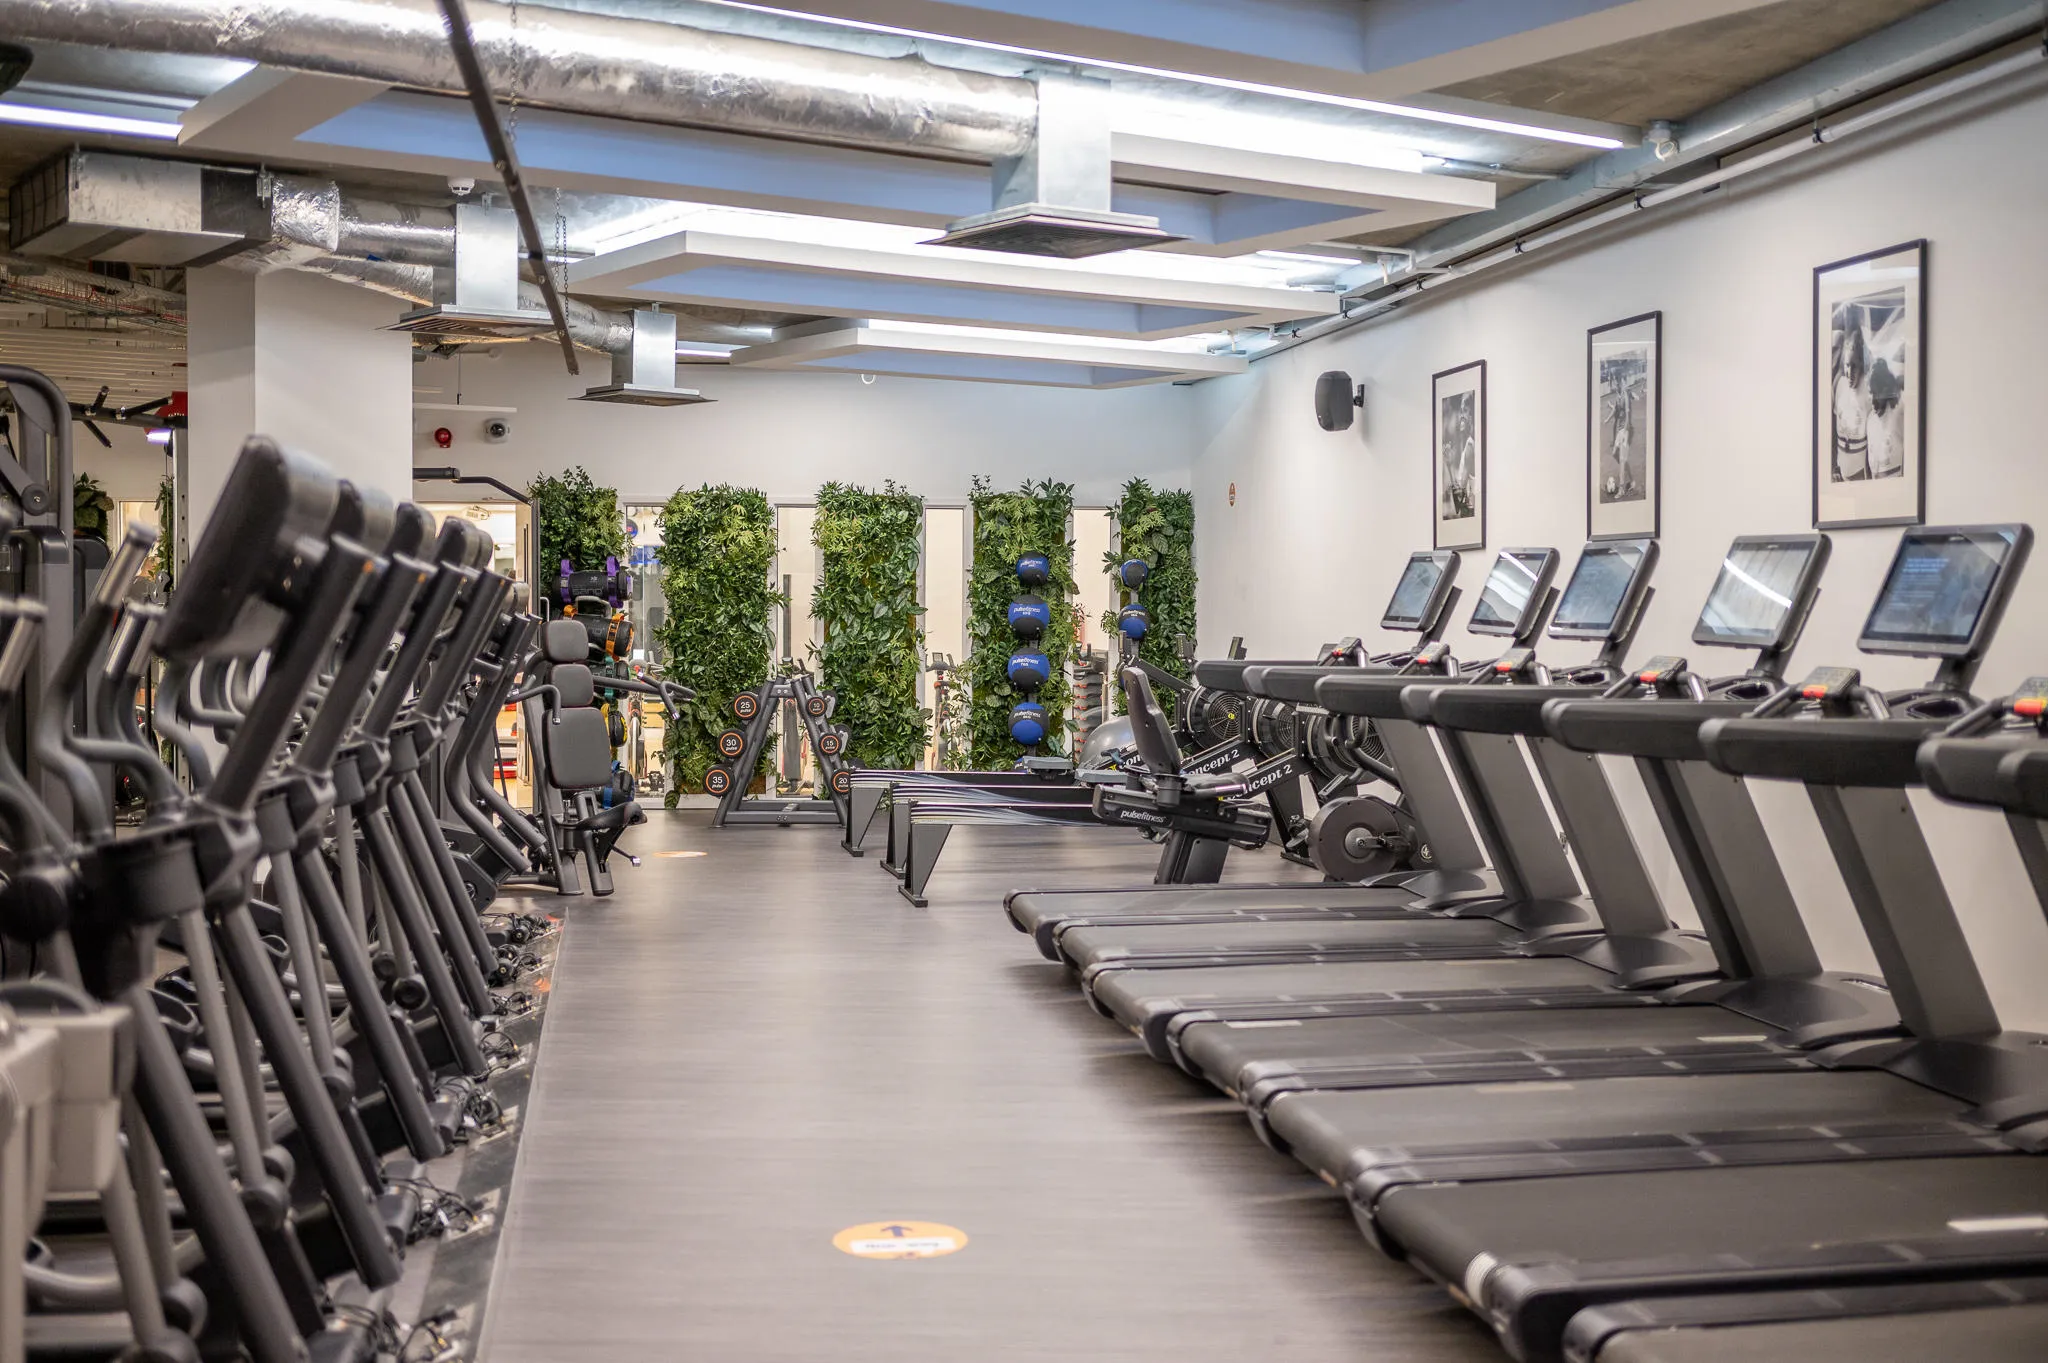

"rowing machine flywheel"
[1307, 796, 1411, 880]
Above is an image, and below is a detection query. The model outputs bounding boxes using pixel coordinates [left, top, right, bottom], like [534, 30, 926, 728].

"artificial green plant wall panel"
[655, 484, 781, 797]
[529, 466, 628, 576]
[812, 482, 928, 770]
[967, 477, 1076, 768]
[1102, 479, 1197, 713]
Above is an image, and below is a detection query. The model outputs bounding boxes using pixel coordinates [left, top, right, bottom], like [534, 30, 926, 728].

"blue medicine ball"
[1008, 594, 1050, 639]
[1118, 602, 1150, 640]
[1007, 650, 1052, 690]
[1015, 552, 1051, 587]
[1009, 700, 1048, 746]
[1118, 558, 1150, 590]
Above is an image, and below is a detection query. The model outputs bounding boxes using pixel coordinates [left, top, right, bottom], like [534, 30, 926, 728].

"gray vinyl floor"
[475, 810, 1501, 1363]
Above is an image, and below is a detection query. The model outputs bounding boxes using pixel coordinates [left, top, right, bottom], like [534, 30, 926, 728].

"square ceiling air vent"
[387, 304, 557, 340]
[573, 383, 712, 407]
[930, 204, 1181, 259]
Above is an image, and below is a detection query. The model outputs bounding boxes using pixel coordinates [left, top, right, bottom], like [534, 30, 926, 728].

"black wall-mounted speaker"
[1315, 371, 1362, 431]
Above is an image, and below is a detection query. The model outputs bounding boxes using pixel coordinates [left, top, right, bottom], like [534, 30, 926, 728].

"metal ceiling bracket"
[432, 0, 579, 375]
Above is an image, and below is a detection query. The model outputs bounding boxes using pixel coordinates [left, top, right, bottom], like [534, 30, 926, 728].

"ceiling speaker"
[1315, 371, 1363, 431]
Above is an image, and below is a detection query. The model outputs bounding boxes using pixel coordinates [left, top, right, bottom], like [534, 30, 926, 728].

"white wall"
[1190, 72, 2048, 1026]
[188, 268, 414, 534]
[76, 423, 169, 504]
[409, 344, 1199, 506]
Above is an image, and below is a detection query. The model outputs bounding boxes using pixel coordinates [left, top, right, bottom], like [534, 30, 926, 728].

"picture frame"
[1432, 360, 1486, 551]
[1586, 312, 1661, 540]
[1812, 240, 1926, 530]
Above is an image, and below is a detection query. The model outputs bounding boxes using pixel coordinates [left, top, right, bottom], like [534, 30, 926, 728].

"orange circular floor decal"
[832, 1221, 968, 1260]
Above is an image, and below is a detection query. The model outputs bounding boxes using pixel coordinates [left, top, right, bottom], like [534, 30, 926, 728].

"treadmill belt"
[1089, 957, 1622, 1061]
[1059, 915, 1521, 969]
[1178, 1004, 1786, 1098]
[1265, 1070, 1967, 1186]
[1009, 884, 1422, 955]
[1377, 1156, 2047, 1361]
[1575, 1281, 2048, 1363]
[1596, 1306, 2048, 1363]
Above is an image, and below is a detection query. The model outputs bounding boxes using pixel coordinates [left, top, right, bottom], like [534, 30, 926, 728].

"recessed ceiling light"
[0, 102, 180, 139]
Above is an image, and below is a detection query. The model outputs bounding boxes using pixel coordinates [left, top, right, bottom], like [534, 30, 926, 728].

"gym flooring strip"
[473, 811, 1501, 1363]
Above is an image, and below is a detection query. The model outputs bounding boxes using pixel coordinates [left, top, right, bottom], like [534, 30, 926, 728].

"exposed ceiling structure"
[0, 0, 2035, 397]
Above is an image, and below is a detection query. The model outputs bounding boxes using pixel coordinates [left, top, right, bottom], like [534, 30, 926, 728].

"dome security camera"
[482, 417, 512, 444]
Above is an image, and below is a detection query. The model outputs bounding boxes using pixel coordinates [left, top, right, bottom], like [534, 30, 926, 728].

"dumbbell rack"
[705, 670, 853, 827]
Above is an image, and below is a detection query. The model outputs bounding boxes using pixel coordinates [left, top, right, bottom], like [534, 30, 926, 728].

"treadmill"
[1349, 526, 2048, 1363]
[1053, 543, 1668, 981]
[1550, 663, 2048, 1363]
[1078, 544, 1732, 1062]
[1004, 548, 1487, 956]
[1173, 535, 1906, 1122]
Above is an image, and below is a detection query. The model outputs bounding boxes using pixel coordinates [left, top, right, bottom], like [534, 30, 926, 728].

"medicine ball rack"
[706, 669, 854, 827]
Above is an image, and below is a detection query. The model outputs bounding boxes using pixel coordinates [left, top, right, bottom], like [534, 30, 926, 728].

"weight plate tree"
[704, 671, 855, 827]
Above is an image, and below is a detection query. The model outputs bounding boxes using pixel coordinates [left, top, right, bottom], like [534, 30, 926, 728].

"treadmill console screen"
[1468, 548, 1559, 637]
[1550, 540, 1655, 640]
[1693, 536, 1826, 648]
[1860, 525, 2031, 657]
[1380, 550, 1457, 631]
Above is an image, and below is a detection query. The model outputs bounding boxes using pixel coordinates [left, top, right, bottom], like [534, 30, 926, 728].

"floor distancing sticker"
[832, 1221, 968, 1260]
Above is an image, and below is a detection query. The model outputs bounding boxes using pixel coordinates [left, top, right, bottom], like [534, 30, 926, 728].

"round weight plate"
[1307, 797, 1407, 881]
[703, 767, 734, 796]
[716, 729, 746, 759]
[817, 731, 844, 756]
[830, 769, 852, 795]
[805, 694, 830, 717]
[732, 692, 760, 720]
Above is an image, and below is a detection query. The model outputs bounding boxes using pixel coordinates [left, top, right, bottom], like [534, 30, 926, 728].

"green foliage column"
[813, 482, 927, 769]
[528, 466, 627, 575]
[1101, 478, 1197, 710]
[654, 485, 780, 799]
[966, 477, 1076, 767]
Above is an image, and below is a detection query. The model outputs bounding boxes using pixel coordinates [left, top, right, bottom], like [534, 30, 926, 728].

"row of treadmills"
[1005, 523, 2048, 1362]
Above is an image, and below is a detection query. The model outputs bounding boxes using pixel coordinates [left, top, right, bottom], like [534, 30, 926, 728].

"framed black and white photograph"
[1432, 360, 1486, 550]
[1587, 312, 1660, 540]
[1813, 240, 1926, 529]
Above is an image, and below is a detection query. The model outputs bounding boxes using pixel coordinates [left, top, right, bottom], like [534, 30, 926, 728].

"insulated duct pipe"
[0, 0, 1038, 161]
[271, 250, 764, 348]
[1261, 36, 2048, 362]
[243, 180, 764, 347]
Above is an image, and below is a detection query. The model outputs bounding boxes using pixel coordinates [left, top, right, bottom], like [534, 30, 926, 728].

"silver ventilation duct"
[933, 72, 1177, 258]
[576, 309, 710, 405]
[0, 0, 1038, 161]
[6, 151, 767, 350]
[385, 202, 556, 339]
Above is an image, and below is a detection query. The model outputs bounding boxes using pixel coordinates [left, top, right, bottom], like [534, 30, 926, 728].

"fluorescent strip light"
[0, 102, 181, 139]
[692, 0, 1625, 149]
[145, 428, 174, 445]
